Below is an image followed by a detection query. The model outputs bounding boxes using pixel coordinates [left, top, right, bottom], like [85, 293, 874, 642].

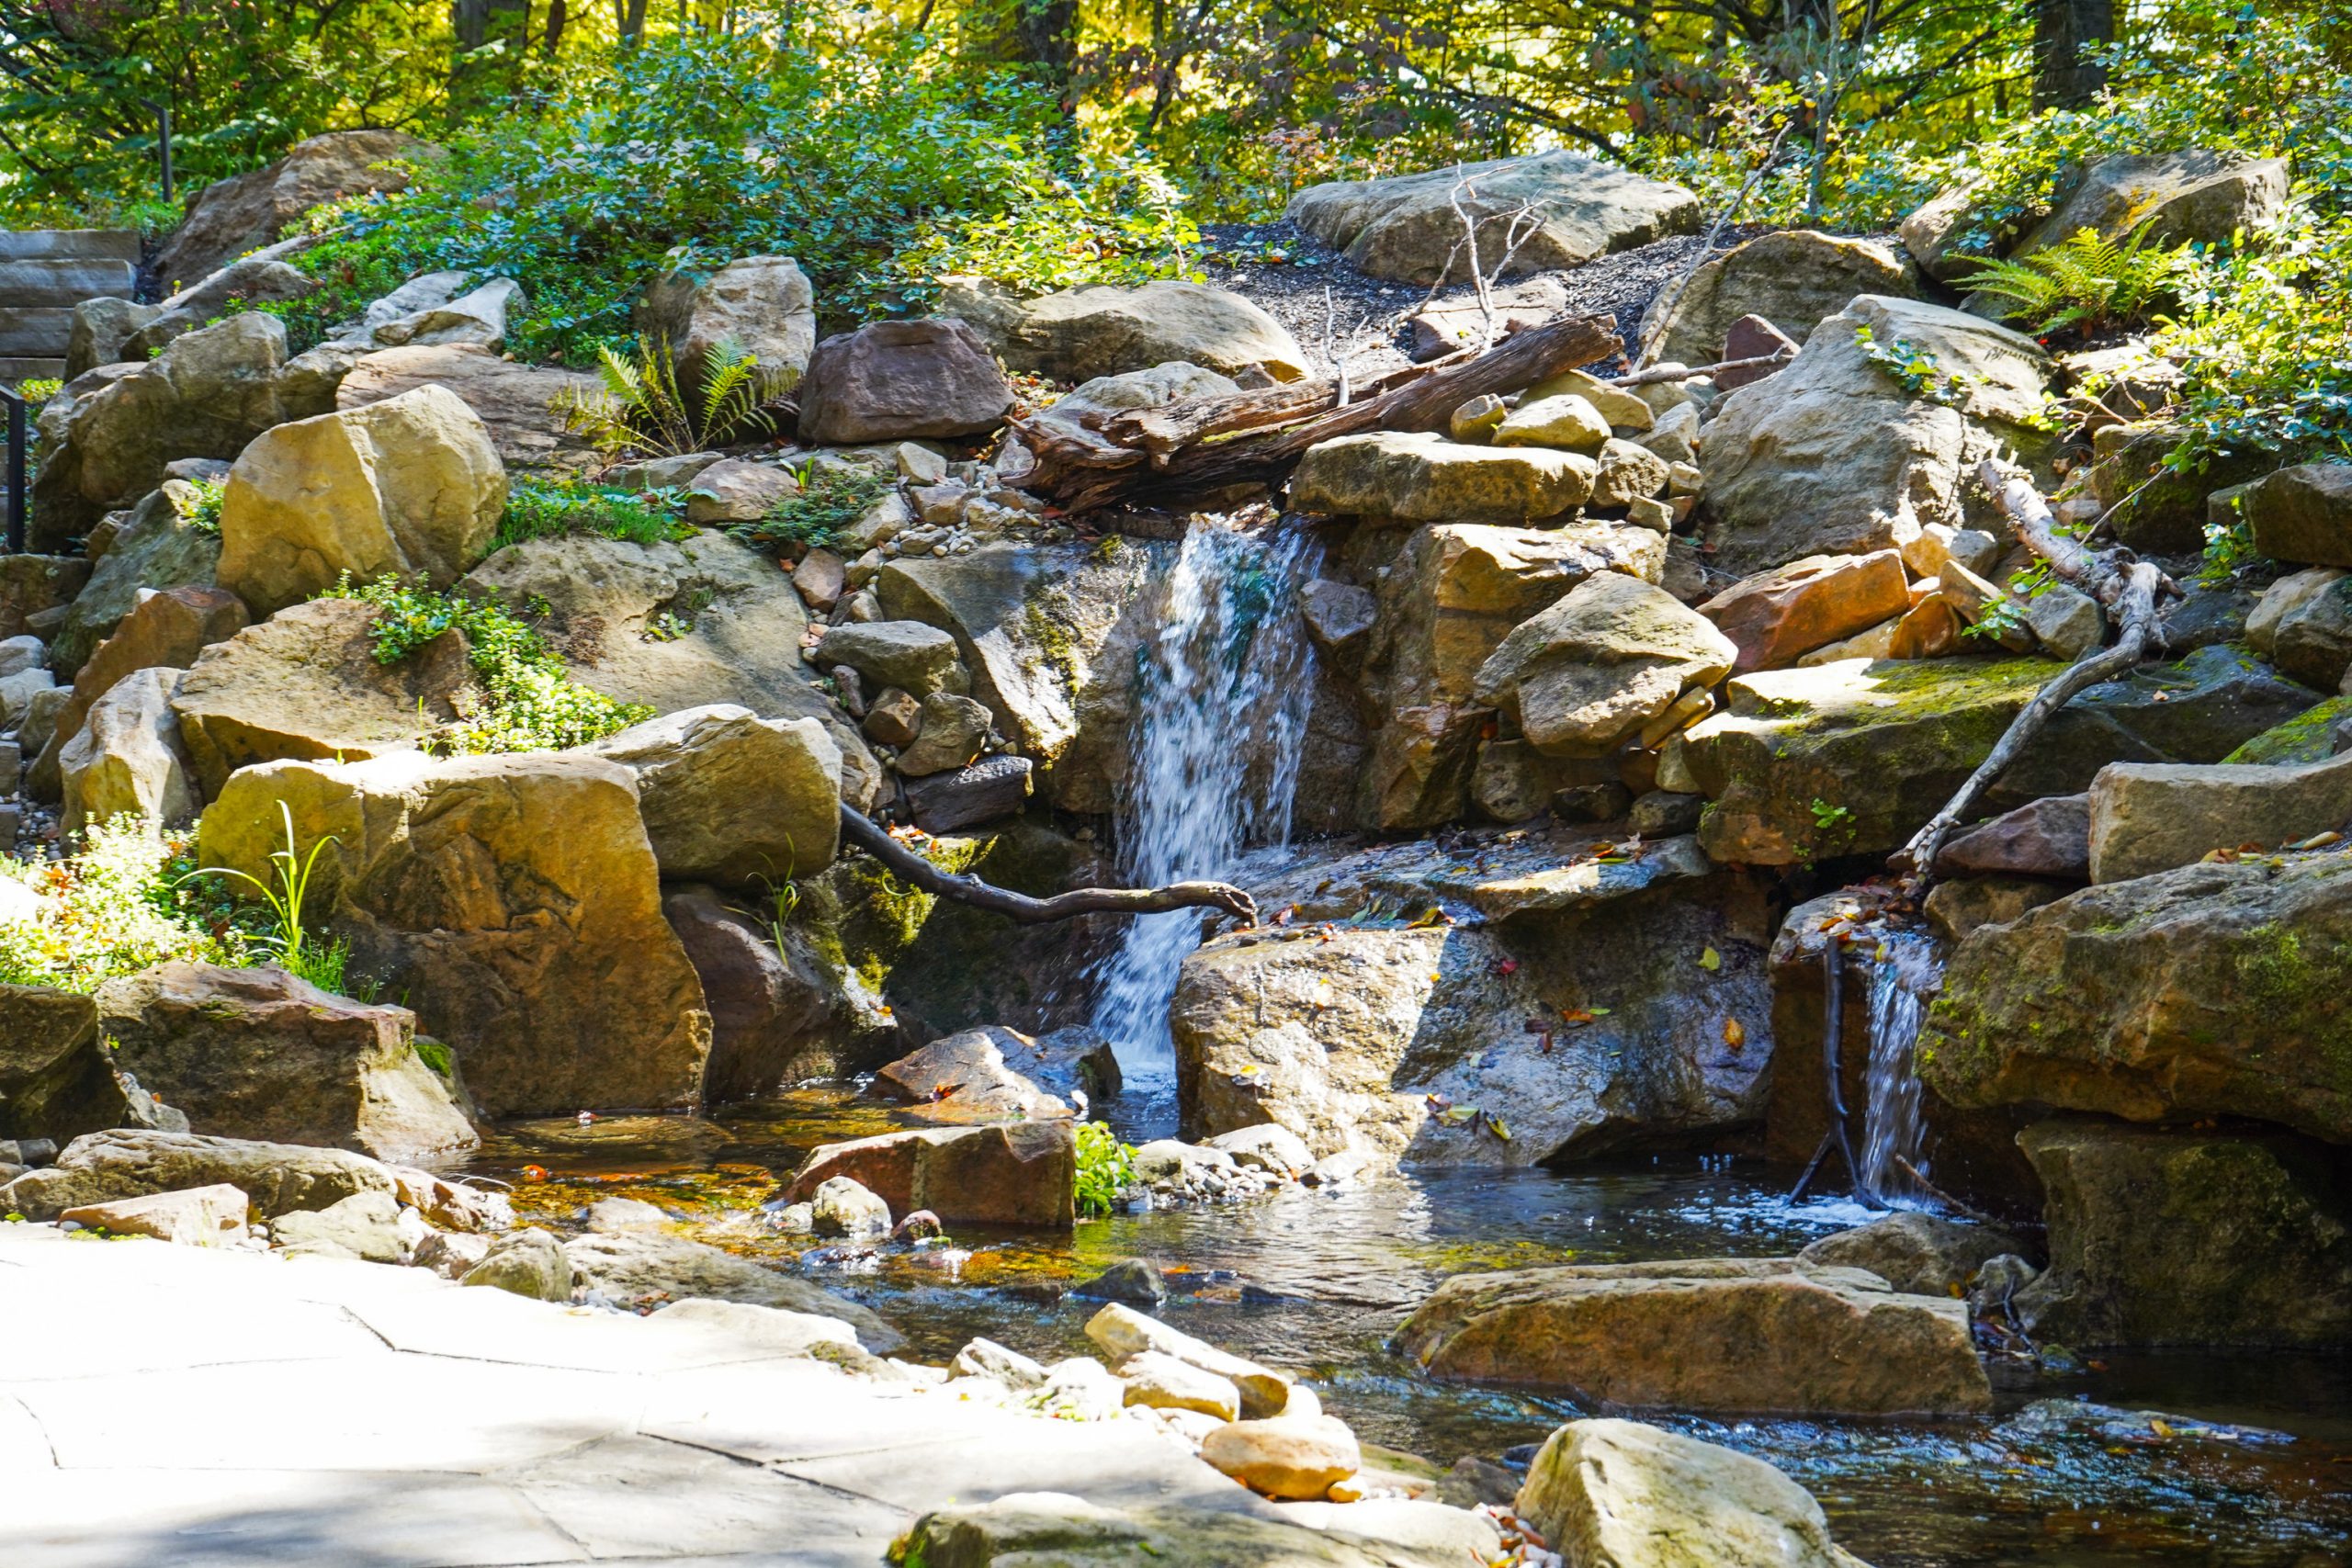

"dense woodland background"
[2, 0, 2346, 471]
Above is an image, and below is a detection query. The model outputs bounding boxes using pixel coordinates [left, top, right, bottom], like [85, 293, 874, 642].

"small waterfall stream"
[1088, 518, 1321, 1082]
[1855, 931, 1941, 1206]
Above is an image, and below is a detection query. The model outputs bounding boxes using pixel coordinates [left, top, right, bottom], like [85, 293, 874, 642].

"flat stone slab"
[0, 1224, 1237, 1565]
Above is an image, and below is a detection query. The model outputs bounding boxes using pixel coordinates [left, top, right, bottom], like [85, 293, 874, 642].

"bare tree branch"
[840, 806, 1258, 927]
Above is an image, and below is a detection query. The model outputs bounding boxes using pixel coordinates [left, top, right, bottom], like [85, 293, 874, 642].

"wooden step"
[0, 308, 74, 355]
[0, 230, 141, 263]
[0, 257, 139, 308]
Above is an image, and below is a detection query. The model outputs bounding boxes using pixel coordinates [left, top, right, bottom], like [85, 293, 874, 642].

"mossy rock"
[2224, 694, 2352, 765]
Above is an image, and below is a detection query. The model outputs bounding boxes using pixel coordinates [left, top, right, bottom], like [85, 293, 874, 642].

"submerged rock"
[2012, 1119, 2352, 1348]
[1514, 1417, 1867, 1568]
[1396, 1257, 1992, 1416]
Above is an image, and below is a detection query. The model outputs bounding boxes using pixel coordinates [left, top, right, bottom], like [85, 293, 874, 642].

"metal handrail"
[0, 384, 24, 554]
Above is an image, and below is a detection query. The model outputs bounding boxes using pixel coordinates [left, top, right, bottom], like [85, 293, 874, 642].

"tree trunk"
[2032, 0, 2112, 109]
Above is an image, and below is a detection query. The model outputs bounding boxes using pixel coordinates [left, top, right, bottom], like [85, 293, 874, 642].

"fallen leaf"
[1441, 1105, 1481, 1124]
[1722, 1017, 1746, 1049]
[2290, 830, 2343, 852]
[1697, 946, 1722, 972]
[1485, 1113, 1513, 1142]
[2149, 1418, 2174, 1438]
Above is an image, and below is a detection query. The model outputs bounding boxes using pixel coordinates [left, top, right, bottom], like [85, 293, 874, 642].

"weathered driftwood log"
[1003, 312, 1623, 513]
[840, 805, 1258, 927]
[1896, 457, 2177, 881]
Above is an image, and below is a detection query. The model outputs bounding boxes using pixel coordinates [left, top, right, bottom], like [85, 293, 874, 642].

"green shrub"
[495, 476, 695, 551]
[0, 818, 247, 992]
[325, 575, 651, 752]
[732, 465, 894, 555]
[556, 335, 780, 461]
[267, 27, 1197, 367]
[1953, 225, 2191, 337]
[184, 476, 228, 537]
[1074, 1121, 1137, 1219]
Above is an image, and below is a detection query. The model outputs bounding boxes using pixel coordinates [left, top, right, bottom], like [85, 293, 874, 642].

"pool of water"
[468, 1086, 2352, 1568]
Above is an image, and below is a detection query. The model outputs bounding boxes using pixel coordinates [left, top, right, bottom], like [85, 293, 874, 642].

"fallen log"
[1895, 457, 2177, 882]
[840, 805, 1258, 927]
[1004, 312, 1622, 513]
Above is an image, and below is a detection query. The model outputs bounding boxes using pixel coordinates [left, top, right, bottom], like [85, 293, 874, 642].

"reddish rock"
[1698, 550, 1911, 672]
[1935, 793, 2090, 880]
[783, 1120, 1076, 1228]
[1713, 314, 1802, 389]
[1889, 593, 1962, 659]
[797, 319, 1012, 444]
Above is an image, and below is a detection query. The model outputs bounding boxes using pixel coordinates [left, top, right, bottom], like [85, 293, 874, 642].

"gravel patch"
[1197, 219, 1773, 378]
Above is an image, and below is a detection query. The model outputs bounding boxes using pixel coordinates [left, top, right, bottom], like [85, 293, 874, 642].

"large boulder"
[661, 885, 853, 1102]
[1679, 645, 2313, 864]
[1351, 523, 1666, 827]
[572, 704, 842, 884]
[814, 620, 968, 697]
[2245, 462, 2352, 569]
[196, 751, 712, 1118]
[1900, 150, 2290, 284]
[781, 1120, 1076, 1228]
[1514, 1419, 1863, 1568]
[1288, 432, 1596, 525]
[168, 597, 474, 799]
[2013, 1119, 2352, 1348]
[217, 384, 506, 615]
[0, 1128, 397, 1222]
[1285, 152, 1699, 286]
[457, 534, 880, 808]
[0, 554, 92, 640]
[560, 1230, 900, 1352]
[334, 344, 603, 472]
[0, 985, 138, 1144]
[1645, 230, 1917, 367]
[1172, 832, 1773, 1169]
[153, 130, 436, 288]
[870, 1027, 1069, 1122]
[28, 314, 338, 549]
[2087, 751, 2352, 883]
[2086, 420, 2278, 557]
[897, 1493, 1498, 1568]
[797, 319, 1011, 443]
[1917, 852, 2352, 1145]
[2245, 567, 2352, 691]
[942, 278, 1309, 383]
[59, 666, 198, 833]
[45, 481, 221, 674]
[1472, 572, 1736, 758]
[96, 962, 475, 1164]
[1396, 1257, 1991, 1415]
[1698, 295, 2054, 578]
[876, 540, 1162, 795]
[28, 585, 247, 803]
[639, 254, 815, 398]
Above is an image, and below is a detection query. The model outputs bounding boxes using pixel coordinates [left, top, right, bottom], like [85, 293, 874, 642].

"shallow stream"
[469, 1088, 2352, 1568]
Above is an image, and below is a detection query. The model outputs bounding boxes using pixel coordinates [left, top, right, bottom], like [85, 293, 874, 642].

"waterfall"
[1855, 931, 1941, 1205]
[1089, 517, 1321, 1082]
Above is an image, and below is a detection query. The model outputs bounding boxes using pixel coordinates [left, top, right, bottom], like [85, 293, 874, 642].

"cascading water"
[1855, 931, 1941, 1205]
[1088, 517, 1321, 1082]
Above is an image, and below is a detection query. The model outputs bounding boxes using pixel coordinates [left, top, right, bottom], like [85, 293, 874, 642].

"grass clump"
[325, 575, 650, 753]
[0, 818, 248, 992]
[495, 476, 695, 552]
[732, 465, 894, 555]
[1074, 1120, 1137, 1220]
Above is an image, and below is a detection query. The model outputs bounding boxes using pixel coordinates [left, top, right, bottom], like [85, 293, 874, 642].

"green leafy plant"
[1962, 593, 2031, 644]
[183, 476, 228, 538]
[494, 476, 695, 551]
[0, 818, 246, 992]
[556, 335, 779, 462]
[15, 377, 61, 403]
[733, 465, 895, 555]
[1074, 1121, 1137, 1219]
[1808, 799, 1855, 835]
[325, 575, 651, 752]
[1953, 224, 2193, 336]
[186, 800, 346, 993]
[1852, 324, 1979, 407]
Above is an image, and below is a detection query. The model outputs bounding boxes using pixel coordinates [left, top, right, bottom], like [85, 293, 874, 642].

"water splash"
[1089, 517, 1321, 1081]
[1856, 931, 1941, 1205]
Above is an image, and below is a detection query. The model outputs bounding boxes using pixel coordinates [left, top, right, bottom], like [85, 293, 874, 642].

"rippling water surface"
[469, 1087, 2352, 1568]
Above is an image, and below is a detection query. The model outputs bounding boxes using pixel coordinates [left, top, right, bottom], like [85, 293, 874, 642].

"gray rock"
[1797, 1212, 2030, 1296]
[45, 481, 223, 675]
[896, 692, 992, 777]
[1290, 431, 1595, 524]
[797, 319, 1011, 443]
[269, 1189, 404, 1262]
[1472, 572, 1737, 757]
[2087, 750, 2352, 883]
[1073, 1258, 1168, 1305]
[810, 1175, 892, 1238]
[942, 278, 1308, 383]
[905, 754, 1034, 832]
[573, 703, 842, 885]
[1645, 229, 1917, 366]
[59, 667, 198, 835]
[0, 984, 138, 1145]
[814, 620, 968, 698]
[561, 1229, 902, 1351]
[461, 1226, 575, 1300]
[0, 1130, 400, 1223]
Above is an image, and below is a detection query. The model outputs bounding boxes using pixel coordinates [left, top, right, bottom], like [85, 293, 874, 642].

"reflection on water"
[469, 1086, 2352, 1568]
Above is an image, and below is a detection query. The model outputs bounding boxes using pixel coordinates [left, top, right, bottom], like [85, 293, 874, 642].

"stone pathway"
[0, 1225, 1240, 1566]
